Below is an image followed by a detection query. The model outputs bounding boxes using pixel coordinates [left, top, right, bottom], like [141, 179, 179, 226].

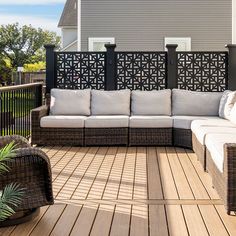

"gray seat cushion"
[172, 89, 222, 116]
[206, 133, 236, 172]
[91, 90, 131, 115]
[40, 116, 87, 128]
[172, 116, 219, 129]
[131, 89, 171, 115]
[129, 116, 173, 128]
[191, 118, 235, 133]
[85, 116, 129, 128]
[193, 126, 236, 145]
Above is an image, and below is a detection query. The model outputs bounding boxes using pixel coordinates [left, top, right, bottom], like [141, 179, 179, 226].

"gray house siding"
[81, 0, 232, 51]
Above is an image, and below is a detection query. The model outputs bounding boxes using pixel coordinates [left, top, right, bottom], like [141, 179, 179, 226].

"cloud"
[0, 13, 61, 34]
[0, 0, 66, 5]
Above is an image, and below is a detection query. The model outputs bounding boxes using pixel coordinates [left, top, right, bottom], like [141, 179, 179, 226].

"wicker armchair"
[0, 135, 54, 227]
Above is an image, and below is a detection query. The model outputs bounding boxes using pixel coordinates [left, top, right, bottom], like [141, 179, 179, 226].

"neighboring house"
[59, 0, 234, 51]
[58, 0, 77, 51]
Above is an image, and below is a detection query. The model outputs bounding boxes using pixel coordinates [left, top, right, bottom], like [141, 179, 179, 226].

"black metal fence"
[45, 44, 236, 93]
[0, 83, 43, 138]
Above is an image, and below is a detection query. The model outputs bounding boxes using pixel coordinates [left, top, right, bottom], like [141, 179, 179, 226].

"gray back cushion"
[50, 89, 91, 115]
[91, 90, 131, 115]
[172, 89, 222, 116]
[131, 89, 171, 115]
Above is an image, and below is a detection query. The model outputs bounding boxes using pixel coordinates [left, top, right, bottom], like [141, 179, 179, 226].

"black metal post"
[35, 84, 43, 107]
[166, 44, 178, 89]
[45, 44, 56, 94]
[105, 44, 117, 90]
[226, 44, 236, 90]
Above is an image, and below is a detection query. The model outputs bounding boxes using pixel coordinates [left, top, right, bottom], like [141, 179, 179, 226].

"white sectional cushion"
[219, 90, 236, 119]
[172, 116, 219, 129]
[172, 89, 222, 116]
[91, 90, 130, 115]
[85, 116, 129, 128]
[193, 126, 236, 145]
[206, 133, 236, 172]
[50, 89, 91, 116]
[191, 118, 235, 133]
[230, 103, 236, 125]
[40, 116, 86, 128]
[129, 116, 173, 128]
[131, 89, 171, 115]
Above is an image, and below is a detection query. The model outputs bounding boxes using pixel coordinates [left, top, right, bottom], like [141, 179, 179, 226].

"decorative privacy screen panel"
[177, 52, 228, 92]
[116, 52, 167, 90]
[56, 52, 106, 89]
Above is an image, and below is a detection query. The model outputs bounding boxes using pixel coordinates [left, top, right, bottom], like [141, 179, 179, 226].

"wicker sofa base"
[206, 149, 236, 214]
[192, 133, 206, 170]
[31, 128, 84, 146]
[129, 128, 172, 146]
[173, 128, 192, 149]
[85, 128, 128, 146]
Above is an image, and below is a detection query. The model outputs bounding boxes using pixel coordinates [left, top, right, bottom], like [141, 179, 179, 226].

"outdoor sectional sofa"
[31, 88, 236, 214]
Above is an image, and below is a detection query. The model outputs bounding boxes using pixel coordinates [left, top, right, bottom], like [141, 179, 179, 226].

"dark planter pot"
[0, 208, 40, 228]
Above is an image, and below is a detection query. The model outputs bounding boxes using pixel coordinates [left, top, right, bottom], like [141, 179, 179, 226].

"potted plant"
[0, 142, 24, 223]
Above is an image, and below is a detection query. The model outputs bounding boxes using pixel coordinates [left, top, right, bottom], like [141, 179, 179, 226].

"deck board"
[1, 146, 236, 236]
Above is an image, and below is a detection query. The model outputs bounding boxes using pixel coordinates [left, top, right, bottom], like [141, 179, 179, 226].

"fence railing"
[0, 83, 43, 138]
[45, 44, 236, 93]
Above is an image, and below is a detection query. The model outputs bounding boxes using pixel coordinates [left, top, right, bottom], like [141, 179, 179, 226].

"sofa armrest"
[0, 135, 30, 149]
[223, 143, 236, 180]
[31, 105, 49, 128]
[31, 105, 49, 119]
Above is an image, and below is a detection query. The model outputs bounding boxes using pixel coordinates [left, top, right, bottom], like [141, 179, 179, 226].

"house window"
[88, 37, 115, 51]
[164, 37, 191, 51]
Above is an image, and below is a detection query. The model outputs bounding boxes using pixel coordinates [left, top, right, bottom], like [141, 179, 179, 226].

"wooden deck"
[1, 146, 236, 236]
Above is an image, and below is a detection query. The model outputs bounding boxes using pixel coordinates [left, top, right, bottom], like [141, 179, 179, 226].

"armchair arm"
[0, 135, 30, 149]
[31, 105, 49, 120]
[31, 105, 49, 131]
[12, 147, 54, 207]
[224, 143, 236, 184]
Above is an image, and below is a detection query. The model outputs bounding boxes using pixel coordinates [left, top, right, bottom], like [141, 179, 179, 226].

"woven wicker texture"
[206, 144, 236, 214]
[85, 128, 128, 146]
[173, 128, 192, 149]
[0, 137, 54, 211]
[192, 133, 206, 170]
[129, 128, 172, 146]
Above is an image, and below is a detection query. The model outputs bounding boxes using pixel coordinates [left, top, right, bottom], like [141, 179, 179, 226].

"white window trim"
[164, 37, 191, 51]
[88, 37, 115, 51]
[77, 0, 81, 51]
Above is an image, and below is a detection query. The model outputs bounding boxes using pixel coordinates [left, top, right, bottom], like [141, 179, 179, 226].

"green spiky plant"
[0, 142, 25, 221]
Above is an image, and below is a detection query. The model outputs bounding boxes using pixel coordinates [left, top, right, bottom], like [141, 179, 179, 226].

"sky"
[0, 0, 67, 34]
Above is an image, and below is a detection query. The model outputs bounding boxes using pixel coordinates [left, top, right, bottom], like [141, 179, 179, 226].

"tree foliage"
[0, 58, 11, 86]
[0, 23, 60, 69]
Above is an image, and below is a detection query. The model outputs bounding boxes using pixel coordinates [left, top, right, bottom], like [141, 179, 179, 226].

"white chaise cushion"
[191, 118, 235, 133]
[193, 126, 236, 145]
[129, 116, 173, 128]
[172, 89, 222, 116]
[91, 90, 130, 115]
[50, 89, 91, 116]
[40, 116, 86, 128]
[85, 116, 129, 128]
[172, 116, 219, 129]
[219, 90, 236, 119]
[131, 89, 171, 115]
[206, 133, 236, 172]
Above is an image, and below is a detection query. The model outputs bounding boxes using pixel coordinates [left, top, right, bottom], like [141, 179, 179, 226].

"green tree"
[0, 59, 11, 86]
[0, 23, 60, 69]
